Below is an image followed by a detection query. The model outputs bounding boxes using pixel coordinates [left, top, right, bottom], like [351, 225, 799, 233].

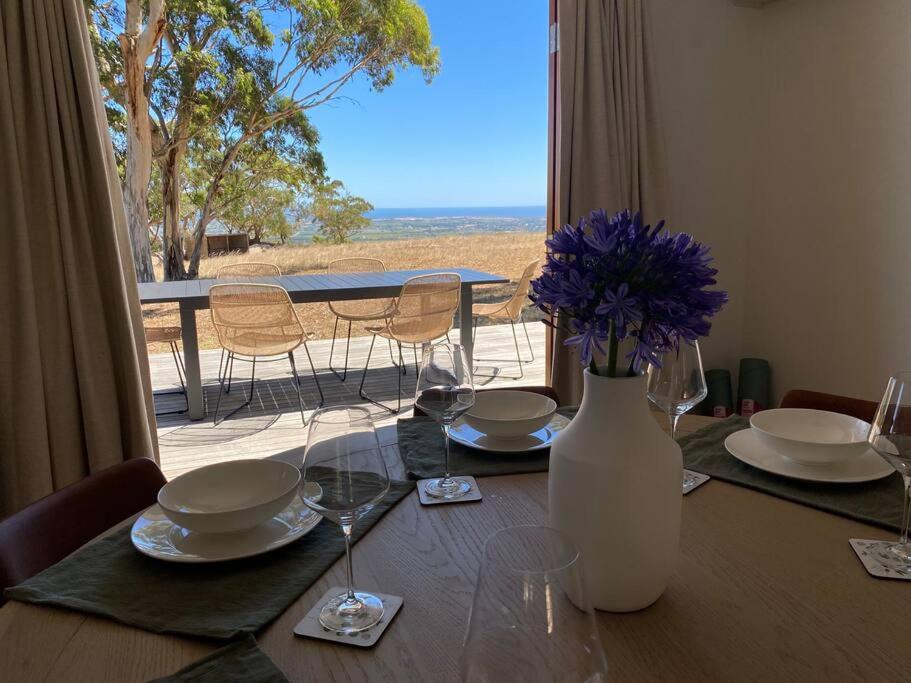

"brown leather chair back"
[0, 458, 165, 600]
[413, 385, 561, 417]
[779, 389, 878, 423]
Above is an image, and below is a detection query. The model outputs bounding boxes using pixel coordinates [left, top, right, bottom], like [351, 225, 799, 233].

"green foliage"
[85, 0, 440, 276]
[306, 179, 373, 244]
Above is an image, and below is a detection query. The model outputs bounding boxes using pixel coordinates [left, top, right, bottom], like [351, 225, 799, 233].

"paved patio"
[150, 322, 546, 479]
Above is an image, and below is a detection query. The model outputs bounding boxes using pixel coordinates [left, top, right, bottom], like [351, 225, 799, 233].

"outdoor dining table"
[138, 268, 509, 420]
[0, 414, 906, 682]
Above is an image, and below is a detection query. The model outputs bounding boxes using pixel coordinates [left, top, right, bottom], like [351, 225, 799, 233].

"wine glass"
[867, 372, 911, 571]
[299, 406, 390, 633]
[647, 340, 708, 440]
[462, 526, 608, 682]
[414, 343, 476, 499]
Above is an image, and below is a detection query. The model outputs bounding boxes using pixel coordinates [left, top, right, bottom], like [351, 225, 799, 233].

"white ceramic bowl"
[461, 390, 557, 440]
[157, 459, 301, 534]
[749, 408, 871, 465]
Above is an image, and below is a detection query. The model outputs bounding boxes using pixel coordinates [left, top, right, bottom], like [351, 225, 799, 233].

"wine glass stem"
[341, 522, 357, 605]
[441, 423, 452, 485]
[900, 477, 911, 547]
[669, 413, 681, 441]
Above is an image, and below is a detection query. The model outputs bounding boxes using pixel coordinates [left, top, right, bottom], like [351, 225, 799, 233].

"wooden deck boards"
[149, 322, 546, 479]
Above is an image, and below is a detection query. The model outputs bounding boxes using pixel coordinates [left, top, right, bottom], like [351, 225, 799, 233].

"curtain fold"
[0, 0, 158, 517]
[551, 0, 666, 403]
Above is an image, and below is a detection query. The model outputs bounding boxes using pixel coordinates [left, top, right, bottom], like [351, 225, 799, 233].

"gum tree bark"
[118, 0, 165, 282]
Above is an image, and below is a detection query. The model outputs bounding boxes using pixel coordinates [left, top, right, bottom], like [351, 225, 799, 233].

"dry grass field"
[143, 232, 546, 353]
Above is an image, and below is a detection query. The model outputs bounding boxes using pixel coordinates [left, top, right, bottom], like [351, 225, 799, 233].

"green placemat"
[680, 416, 906, 532]
[149, 636, 287, 683]
[5, 478, 414, 641]
[397, 407, 577, 480]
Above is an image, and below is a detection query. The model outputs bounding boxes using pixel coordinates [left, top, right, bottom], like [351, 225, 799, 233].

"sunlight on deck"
[150, 322, 546, 479]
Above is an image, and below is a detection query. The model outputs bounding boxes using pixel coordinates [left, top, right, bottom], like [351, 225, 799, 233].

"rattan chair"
[214, 262, 282, 386]
[143, 325, 187, 415]
[358, 273, 462, 413]
[327, 257, 396, 381]
[472, 259, 539, 379]
[209, 283, 323, 425]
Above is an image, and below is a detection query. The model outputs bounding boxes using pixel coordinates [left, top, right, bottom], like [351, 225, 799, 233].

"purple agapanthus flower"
[530, 209, 728, 376]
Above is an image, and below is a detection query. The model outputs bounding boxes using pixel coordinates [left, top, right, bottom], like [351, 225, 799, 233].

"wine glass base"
[885, 542, 911, 564]
[425, 477, 471, 499]
[318, 591, 385, 634]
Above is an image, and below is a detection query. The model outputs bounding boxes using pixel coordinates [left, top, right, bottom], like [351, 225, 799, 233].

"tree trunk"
[119, 35, 156, 282]
[186, 137, 248, 278]
[160, 150, 187, 280]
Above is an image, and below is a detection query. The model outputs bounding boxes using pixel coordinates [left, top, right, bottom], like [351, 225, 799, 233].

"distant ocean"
[292, 205, 546, 243]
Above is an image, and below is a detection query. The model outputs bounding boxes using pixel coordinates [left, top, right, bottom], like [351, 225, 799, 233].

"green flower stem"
[606, 322, 619, 378]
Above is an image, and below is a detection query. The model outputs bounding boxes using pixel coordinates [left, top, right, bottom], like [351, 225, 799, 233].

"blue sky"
[304, 0, 549, 209]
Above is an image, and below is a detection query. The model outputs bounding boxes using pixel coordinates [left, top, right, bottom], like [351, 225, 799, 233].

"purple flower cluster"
[530, 209, 727, 374]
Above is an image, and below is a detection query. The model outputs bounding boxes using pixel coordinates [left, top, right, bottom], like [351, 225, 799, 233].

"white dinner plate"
[449, 413, 571, 453]
[724, 428, 894, 484]
[131, 497, 321, 563]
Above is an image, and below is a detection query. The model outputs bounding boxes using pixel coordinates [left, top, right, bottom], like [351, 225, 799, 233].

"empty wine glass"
[300, 406, 390, 633]
[414, 343, 476, 499]
[647, 340, 708, 440]
[462, 526, 608, 682]
[867, 372, 911, 571]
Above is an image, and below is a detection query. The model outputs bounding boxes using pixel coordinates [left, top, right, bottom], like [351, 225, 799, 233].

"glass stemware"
[647, 340, 708, 440]
[462, 526, 608, 682]
[299, 406, 390, 633]
[867, 372, 911, 571]
[414, 343, 476, 499]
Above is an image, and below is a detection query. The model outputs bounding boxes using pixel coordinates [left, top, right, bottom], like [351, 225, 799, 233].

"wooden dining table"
[0, 414, 906, 682]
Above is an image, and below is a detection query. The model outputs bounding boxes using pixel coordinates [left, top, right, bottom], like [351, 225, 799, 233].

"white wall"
[648, 0, 911, 403]
[645, 0, 757, 379]
[743, 0, 911, 402]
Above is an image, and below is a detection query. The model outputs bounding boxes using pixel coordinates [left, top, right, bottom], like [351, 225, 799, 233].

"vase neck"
[576, 371, 650, 423]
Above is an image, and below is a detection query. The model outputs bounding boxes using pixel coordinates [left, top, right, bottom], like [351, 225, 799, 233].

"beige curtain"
[552, 0, 665, 403]
[0, 0, 158, 517]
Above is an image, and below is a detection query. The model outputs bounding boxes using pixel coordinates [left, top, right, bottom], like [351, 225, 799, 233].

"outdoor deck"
[151, 322, 546, 479]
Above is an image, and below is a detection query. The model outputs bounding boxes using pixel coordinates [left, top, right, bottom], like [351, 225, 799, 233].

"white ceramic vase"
[548, 369, 682, 612]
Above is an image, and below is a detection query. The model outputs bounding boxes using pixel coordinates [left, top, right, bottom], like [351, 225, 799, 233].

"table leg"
[460, 283, 474, 366]
[179, 302, 204, 420]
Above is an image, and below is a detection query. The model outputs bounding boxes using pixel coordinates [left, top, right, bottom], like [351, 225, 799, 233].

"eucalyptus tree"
[90, 0, 439, 281]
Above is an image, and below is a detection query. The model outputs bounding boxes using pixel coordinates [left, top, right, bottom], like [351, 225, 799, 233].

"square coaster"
[850, 539, 911, 580]
[416, 476, 482, 505]
[293, 587, 404, 647]
[683, 469, 710, 495]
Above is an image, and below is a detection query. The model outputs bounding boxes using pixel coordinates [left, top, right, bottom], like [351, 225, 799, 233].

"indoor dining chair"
[214, 262, 282, 389]
[143, 325, 188, 415]
[327, 257, 396, 381]
[358, 273, 462, 414]
[471, 258, 539, 379]
[209, 283, 323, 425]
[0, 458, 166, 602]
[779, 389, 878, 423]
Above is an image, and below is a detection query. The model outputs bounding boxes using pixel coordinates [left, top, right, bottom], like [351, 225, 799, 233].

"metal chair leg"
[288, 352, 308, 426]
[358, 335, 402, 414]
[301, 341, 325, 407]
[521, 317, 535, 362]
[471, 318, 534, 380]
[329, 317, 353, 382]
[213, 355, 255, 426]
[225, 352, 236, 393]
[511, 320, 525, 380]
[388, 338, 405, 374]
[153, 341, 188, 416]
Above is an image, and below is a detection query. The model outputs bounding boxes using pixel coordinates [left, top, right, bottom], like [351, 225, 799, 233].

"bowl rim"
[749, 408, 870, 447]
[158, 459, 301, 516]
[465, 390, 557, 422]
